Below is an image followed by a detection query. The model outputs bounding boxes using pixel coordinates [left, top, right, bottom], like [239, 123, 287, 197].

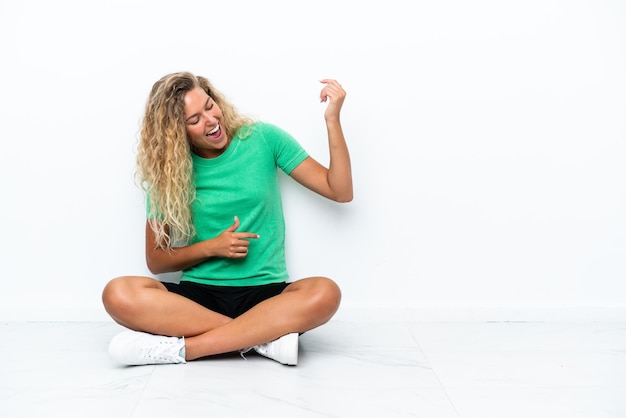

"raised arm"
[289, 79, 353, 203]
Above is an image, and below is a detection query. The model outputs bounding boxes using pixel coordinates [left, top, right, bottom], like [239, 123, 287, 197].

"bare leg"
[102, 276, 232, 336]
[184, 277, 341, 359]
[102, 276, 341, 361]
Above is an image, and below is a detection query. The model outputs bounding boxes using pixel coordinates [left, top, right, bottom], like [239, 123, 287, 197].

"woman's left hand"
[319, 79, 346, 123]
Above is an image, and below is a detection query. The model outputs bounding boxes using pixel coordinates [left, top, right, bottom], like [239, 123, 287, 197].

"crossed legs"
[101, 276, 341, 361]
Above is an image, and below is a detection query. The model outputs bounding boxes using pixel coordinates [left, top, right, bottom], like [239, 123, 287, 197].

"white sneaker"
[253, 333, 299, 366]
[108, 330, 186, 366]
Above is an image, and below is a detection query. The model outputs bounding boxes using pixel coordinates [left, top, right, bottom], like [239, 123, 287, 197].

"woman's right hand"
[210, 216, 259, 259]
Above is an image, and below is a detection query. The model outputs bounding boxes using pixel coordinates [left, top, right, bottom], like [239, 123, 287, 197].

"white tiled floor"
[1, 320, 625, 417]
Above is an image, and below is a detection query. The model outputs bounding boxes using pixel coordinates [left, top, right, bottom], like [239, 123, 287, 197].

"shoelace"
[239, 346, 253, 360]
[142, 339, 181, 361]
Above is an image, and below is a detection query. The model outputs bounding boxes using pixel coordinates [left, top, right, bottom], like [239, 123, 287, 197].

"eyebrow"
[185, 96, 211, 123]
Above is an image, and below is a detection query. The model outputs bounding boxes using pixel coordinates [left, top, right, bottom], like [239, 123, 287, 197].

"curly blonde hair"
[136, 71, 254, 249]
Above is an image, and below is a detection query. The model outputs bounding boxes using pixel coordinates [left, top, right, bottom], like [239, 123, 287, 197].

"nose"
[203, 111, 217, 125]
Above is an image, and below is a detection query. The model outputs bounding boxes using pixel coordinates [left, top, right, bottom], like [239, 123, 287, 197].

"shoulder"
[250, 121, 288, 137]
[244, 121, 296, 148]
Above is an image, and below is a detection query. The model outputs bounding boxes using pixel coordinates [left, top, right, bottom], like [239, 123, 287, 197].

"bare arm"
[145, 216, 258, 274]
[290, 79, 353, 202]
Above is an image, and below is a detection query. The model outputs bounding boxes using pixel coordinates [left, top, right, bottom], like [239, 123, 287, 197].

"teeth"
[208, 124, 220, 135]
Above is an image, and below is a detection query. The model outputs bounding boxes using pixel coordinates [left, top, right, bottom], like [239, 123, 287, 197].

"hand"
[319, 79, 346, 122]
[212, 216, 259, 258]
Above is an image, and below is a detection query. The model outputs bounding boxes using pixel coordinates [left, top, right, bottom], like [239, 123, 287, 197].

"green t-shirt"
[149, 122, 309, 286]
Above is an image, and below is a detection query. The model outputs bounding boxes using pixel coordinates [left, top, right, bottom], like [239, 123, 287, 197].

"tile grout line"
[128, 364, 157, 417]
[406, 323, 462, 418]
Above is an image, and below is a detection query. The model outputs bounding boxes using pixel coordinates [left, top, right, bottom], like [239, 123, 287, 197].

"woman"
[102, 72, 352, 366]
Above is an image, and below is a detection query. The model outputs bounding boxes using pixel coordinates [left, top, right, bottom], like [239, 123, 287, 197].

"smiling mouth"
[208, 124, 219, 135]
[206, 123, 222, 140]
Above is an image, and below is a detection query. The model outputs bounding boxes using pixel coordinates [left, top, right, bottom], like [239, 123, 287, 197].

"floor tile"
[133, 321, 458, 418]
[408, 322, 626, 418]
[1, 320, 624, 418]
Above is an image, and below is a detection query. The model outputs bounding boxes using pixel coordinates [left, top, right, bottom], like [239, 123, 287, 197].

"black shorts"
[163, 281, 290, 318]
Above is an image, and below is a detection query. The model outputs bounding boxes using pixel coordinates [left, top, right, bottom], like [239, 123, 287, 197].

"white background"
[1, 0, 625, 321]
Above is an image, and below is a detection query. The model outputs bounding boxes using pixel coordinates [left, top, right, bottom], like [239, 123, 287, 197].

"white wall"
[1, 0, 625, 321]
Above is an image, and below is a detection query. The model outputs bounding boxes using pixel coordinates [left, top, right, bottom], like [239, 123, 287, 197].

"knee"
[101, 276, 135, 318]
[311, 277, 342, 317]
